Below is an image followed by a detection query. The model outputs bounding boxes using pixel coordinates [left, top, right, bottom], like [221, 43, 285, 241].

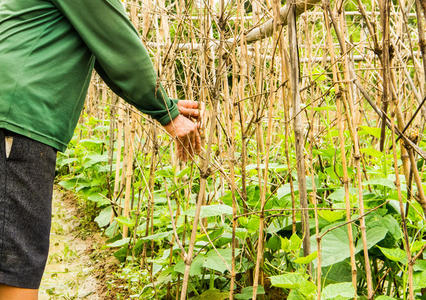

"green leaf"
[310, 105, 336, 112]
[381, 215, 402, 240]
[288, 290, 307, 300]
[413, 271, 426, 290]
[84, 153, 108, 168]
[57, 157, 78, 167]
[294, 251, 318, 264]
[203, 248, 239, 273]
[377, 246, 407, 263]
[360, 126, 381, 139]
[361, 147, 384, 158]
[277, 184, 292, 199]
[115, 216, 135, 228]
[327, 188, 357, 202]
[375, 296, 397, 300]
[318, 211, 345, 223]
[411, 240, 425, 253]
[141, 231, 172, 241]
[185, 204, 233, 218]
[321, 261, 353, 284]
[355, 225, 388, 253]
[174, 255, 204, 276]
[289, 234, 302, 252]
[281, 237, 290, 251]
[363, 178, 395, 189]
[95, 206, 112, 228]
[107, 238, 130, 248]
[311, 226, 352, 267]
[414, 259, 426, 272]
[270, 273, 305, 289]
[58, 179, 77, 191]
[235, 286, 265, 299]
[87, 193, 110, 206]
[190, 289, 229, 300]
[270, 273, 316, 296]
[322, 282, 355, 299]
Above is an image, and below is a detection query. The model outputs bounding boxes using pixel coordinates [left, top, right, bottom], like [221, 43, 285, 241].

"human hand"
[163, 114, 202, 162]
[176, 100, 201, 120]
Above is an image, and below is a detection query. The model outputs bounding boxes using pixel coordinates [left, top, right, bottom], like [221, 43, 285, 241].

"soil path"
[39, 188, 103, 300]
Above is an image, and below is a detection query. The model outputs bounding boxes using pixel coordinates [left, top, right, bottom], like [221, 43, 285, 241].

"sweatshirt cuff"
[156, 102, 180, 125]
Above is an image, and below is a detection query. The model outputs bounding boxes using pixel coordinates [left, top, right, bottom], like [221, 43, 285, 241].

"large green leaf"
[312, 220, 388, 267]
[322, 282, 355, 299]
[185, 204, 233, 218]
[190, 289, 229, 300]
[413, 271, 426, 290]
[377, 246, 407, 263]
[321, 261, 353, 284]
[141, 231, 172, 241]
[327, 187, 357, 202]
[294, 251, 318, 264]
[235, 286, 265, 299]
[94, 206, 112, 228]
[83, 153, 108, 168]
[363, 178, 395, 189]
[174, 255, 205, 276]
[203, 248, 239, 273]
[270, 273, 307, 289]
[288, 290, 308, 300]
[115, 216, 135, 228]
[381, 215, 402, 240]
[311, 226, 352, 267]
[355, 225, 388, 253]
[270, 273, 316, 296]
[318, 211, 345, 223]
[107, 237, 130, 248]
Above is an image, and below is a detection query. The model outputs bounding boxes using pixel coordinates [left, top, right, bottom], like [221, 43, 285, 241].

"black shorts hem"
[0, 271, 40, 289]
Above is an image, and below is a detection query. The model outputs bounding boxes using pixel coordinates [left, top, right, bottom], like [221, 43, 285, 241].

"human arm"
[53, 0, 178, 125]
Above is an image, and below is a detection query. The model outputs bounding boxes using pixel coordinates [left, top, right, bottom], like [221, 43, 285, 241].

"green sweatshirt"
[0, 0, 179, 152]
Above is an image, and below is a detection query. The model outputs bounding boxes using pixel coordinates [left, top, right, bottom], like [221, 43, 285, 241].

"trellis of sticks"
[80, 0, 425, 299]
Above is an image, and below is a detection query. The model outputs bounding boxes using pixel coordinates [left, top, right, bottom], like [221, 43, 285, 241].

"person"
[0, 0, 202, 299]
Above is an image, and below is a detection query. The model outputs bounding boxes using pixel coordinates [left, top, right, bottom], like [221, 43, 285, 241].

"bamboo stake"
[390, 104, 414, 300]
[325, 5, 374, 297]
[123, 114, 135, 238]
[111, 103, 125, 224]
[244, 0, 321, 43]
[288, 0, 311, 260]
[322, 6, 358, 293]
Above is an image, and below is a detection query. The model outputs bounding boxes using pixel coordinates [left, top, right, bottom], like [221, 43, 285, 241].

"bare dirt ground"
[39, 188, 113, 300]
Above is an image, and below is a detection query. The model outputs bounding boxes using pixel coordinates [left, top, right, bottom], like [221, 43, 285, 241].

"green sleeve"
[52, 0, 179, 125]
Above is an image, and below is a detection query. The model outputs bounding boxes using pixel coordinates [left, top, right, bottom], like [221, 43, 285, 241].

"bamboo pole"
[244, 0, 321, 43]
[288, 0, 311, 260]
[123, 113, 135, 238]
[390, 104, 414, 300]
[322, 6, 358, 293]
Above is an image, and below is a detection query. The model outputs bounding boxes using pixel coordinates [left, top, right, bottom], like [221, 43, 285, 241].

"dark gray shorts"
[0, 129, 57, 289]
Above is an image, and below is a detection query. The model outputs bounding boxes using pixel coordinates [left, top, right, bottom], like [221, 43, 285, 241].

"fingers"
[165, 114, 202, 162]
[179, 107, 200, 119]
[176, 129, 201, 162]
[177, 100, 200, 119]
[178, 100, 198, 109]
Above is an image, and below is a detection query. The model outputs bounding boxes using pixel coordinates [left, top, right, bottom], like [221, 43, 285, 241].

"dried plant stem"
[390, 105, 414, 300]
[325, 4, 374, 297]
[123, 115, 135, 238]
[111, 104, 125, 224]
[322, 6, 358, 293]
[288, 0, 311, 260]
[244, 0, 321, 43]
